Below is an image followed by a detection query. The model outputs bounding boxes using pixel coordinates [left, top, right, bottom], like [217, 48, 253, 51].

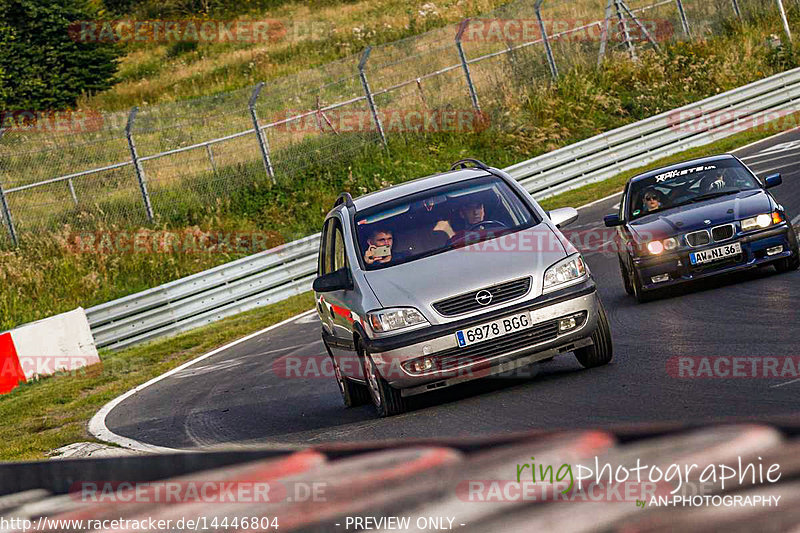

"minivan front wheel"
[360, 344, 406, 417]
[574, 303, 613, 368]
[333, 356, 371, 408]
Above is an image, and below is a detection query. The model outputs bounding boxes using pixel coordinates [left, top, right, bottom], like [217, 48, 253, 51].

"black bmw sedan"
[604, 154, 799, 302]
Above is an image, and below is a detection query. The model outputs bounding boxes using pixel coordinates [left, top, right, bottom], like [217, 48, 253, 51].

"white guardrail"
[86, 67, 800, 350]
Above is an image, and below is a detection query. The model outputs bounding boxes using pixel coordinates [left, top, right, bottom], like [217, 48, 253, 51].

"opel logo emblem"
[475, 290, 493, 306]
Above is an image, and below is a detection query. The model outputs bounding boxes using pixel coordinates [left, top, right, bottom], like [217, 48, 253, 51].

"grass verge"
[0, 291, 314, 461]
[1, 116, 798, 462]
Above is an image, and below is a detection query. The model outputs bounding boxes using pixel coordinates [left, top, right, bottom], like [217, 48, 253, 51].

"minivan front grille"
[685, 230, 711, 248]
[432, 277, 532, 317]
[711, 224, 734, 242]
[405, 319, 562, 375]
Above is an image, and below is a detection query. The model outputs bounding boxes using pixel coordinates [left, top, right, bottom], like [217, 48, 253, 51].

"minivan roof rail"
[450, 159, 490, 171]
[334, 192, 355, 209]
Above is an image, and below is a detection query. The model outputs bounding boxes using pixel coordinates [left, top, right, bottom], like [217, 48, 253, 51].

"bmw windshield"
[627, 159, 762, 221]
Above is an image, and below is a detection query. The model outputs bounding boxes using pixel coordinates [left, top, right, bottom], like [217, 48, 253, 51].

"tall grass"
[81, 0, 509, 110]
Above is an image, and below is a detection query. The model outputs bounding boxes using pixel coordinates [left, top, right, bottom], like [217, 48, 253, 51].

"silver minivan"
[313, 160, 612, 417]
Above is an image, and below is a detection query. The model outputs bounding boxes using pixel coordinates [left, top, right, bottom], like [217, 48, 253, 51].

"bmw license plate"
[690, 242, 742, 265]
[456, 312, 532, 348]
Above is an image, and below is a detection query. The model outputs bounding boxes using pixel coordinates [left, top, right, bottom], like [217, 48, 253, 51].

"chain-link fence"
[0, 0, 796, 246]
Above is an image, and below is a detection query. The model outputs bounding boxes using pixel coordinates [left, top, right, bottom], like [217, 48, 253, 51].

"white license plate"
[456, 312, 533, 348]
[690, 242, 742, 265]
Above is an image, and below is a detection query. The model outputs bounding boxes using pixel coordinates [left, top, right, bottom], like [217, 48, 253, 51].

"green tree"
[0, 0, 120, 111]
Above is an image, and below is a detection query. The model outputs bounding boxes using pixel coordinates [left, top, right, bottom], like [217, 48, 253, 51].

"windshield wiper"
[665, 189, 742, 211]
[688, 189, 742, 203]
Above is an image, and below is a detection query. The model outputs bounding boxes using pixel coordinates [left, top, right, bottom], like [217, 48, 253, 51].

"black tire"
[630, 265, 653, 303]
[574, 302, 613, 368]
[324, 340, 370, 408]
[360, 343, 406, 417]
[619, 257, 634, 295]
[336, 359, 371, 408]
[775, 227, 800, 273]
[775, 252, 800, 273]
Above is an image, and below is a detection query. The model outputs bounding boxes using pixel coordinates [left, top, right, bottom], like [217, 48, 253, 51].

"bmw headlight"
[647, 237, 678, 255]
[368, 307, 429, 333]
[741, 212, 783, 231]
[543, 254, 587, 293]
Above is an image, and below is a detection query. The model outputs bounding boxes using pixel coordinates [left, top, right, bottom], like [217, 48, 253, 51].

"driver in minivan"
[459, 199, 487, 229]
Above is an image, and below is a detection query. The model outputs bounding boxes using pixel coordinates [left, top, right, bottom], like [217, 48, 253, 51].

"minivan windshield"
[354, 176, 538, 270]
[628, 159, 761, 221]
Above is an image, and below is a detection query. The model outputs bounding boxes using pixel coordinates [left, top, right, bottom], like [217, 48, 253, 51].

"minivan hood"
[630, 190, 772, 242]
[362, 224, 569, 325]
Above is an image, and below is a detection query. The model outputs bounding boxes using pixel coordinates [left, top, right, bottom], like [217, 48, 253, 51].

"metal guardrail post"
[358, 47, 388, 147]
[731, 0, 742, 19]
[125, 107, 155, 223]
[455, 21, 482, 114]
[777, 0, 792, 41]
[535, 0, 559, 80]
[675, 0, 692, 39]
[0, 129, 18, 247]
[248, 83, 276, 183]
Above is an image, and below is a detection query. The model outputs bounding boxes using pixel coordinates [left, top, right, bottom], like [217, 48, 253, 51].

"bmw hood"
[362, 224, 571, 324]
[629, 190, 773, 242]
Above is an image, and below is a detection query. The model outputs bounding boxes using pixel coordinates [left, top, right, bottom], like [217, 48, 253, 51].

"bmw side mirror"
[764, 173, 782, 189]
[312, 268, 353, 292]
[549, 207, 579, 228]
[604, 214, 622, 227]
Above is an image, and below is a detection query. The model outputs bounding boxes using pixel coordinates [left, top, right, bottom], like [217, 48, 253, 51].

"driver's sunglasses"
[644, 195, 658, 202]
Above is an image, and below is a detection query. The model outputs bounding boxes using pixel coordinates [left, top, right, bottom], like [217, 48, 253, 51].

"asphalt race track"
[105, 129, 800, 450]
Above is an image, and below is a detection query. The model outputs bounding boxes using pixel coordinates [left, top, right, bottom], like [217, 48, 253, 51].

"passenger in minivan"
[363, 228, 407, 266]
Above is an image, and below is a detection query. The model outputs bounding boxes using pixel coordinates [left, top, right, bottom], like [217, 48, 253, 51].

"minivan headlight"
[368, 307, 429, 333]
[543, 254, 587, 293]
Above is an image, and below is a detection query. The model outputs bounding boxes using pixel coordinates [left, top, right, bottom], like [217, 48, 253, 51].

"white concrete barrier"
[0, 308, 100, 394]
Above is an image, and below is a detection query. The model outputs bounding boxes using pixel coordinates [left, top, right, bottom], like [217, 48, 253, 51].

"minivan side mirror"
[604, 214, 623, 227]
[312, 267, 353, 292]
[548, 207, 579, 228]
[764, 173, 782, 189]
